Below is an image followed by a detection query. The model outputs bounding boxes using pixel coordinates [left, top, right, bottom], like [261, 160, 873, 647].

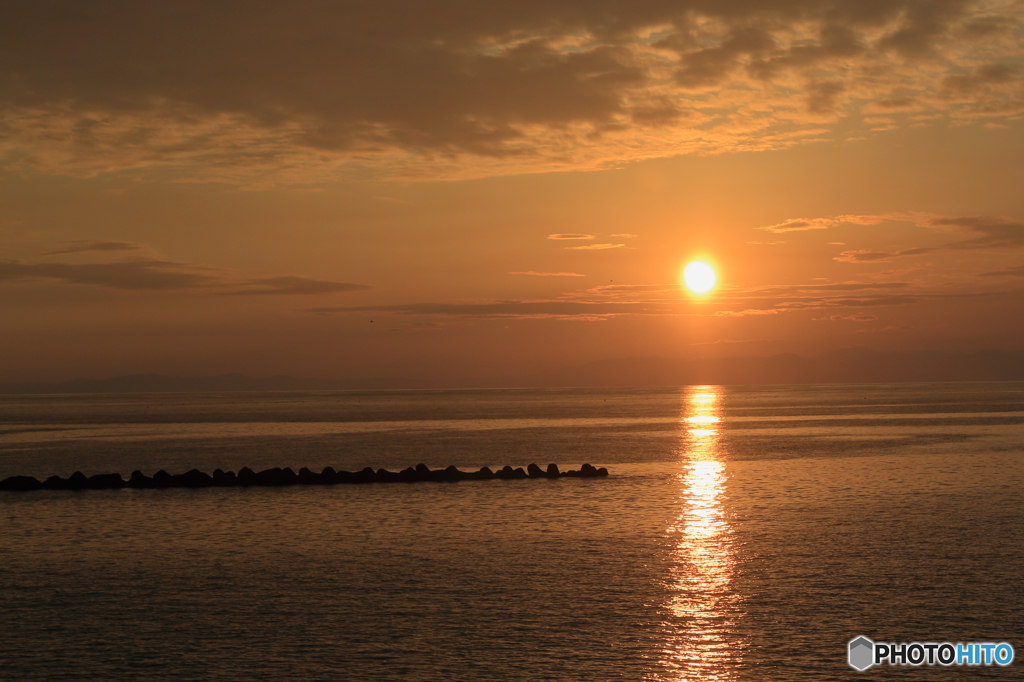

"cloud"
[833, 248, 938, 263]
[814, 314, 879, 321]
[761, 213, 894, 234]
[830, 213, 1024, 262]
[230, 276, 371, 296]
[690, 338, 774, 346]
[508, 271, 585, 277]
[2, 1, 1022, 182]
[569, 283, 680, 300]
[927, 215, 1024, 249]
[307, 300, 646, 321]
[713, 309, 782, 317]
[547, 234, 594, 240]
[865, 97, 921, 112]
[0, 259, 214, 290]
[44, 240, 144, 255]
[306, 281, 938, 322]
[762, 218, 836, 233]
[610, 233, 638, 238]
[854, 325, 914, 334]
[979, 265, 1024, 277]
[747, 282, 911, 293]
[761, 211, 1024, 262]
[0, 259, 369, 295]
[566, 243, 625, 250]
[833, 214, 891, 226]
[941, 63, 1020, 95]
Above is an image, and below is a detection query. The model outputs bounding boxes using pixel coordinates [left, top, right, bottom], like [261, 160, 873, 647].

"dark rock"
[580, 463, 598, 478]
[255, 467, 281, 485]
[68, 471, 89, 490]
[597, 467, 609, 477]
[496, 465, 515, 480]
[128, 470, 154, 488]
[546, 463, 560, 479]
[398, 466, 420, 482]
[173, 469, 214, 488]
[376, 468, 401, 482]
[87, 473, 126, 489]
[353, 466, 378, 483]
[43, 475, 69, 490]
[512, 467, 528, 479]
[415, 463, 431, 477]
[237, 467, 257, 486]
[527, 463, 544, 478]
[334, 469, 355, 483]
[152, 470, 173, 488]
[437, 465, 460, 482]
[0, 475, 42, 491]
[255, 467, 298, 486]
[320, 467, 339, 484]
[298, 467, 321, 485]
[212, 469, 237, 486]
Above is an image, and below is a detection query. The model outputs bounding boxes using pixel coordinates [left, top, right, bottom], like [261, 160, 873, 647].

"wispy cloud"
[304, 279, 977, 322]
[690, 338, 774, 346]
[761, 218, 835, 233]
[979, 264, 1024, 277]
[0, 259, 369, 295]
[230, 276, 371, 296]
[833, 248, 938, 263]
[43, 240, 144, 255]
[743, 282, 912, 294]
[307, 301, 644, 321]
[508, 271, 585, 277]
[566, 243, 625, 250]
[547, 234, 594, 240]
[830, 214, 1024, 262]
[814, 314, 879, 321]
[0, 259, 214, 290]
[759, 211, 1024, 262]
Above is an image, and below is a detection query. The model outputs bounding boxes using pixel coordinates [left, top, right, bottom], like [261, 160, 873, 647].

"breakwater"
[0, 462, 608, 491]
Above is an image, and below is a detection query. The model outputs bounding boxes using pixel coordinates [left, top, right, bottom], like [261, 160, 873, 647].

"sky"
[2, 0, 1024, 384]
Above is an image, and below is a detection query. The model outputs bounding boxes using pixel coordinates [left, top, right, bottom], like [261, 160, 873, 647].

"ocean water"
[1, 383, 1022, 680]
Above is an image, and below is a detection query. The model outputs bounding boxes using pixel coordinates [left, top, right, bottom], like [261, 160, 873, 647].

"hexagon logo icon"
[849, 636, 875, 671]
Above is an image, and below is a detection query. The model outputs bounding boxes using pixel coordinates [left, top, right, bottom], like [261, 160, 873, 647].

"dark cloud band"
[2, 1, 1021, 181]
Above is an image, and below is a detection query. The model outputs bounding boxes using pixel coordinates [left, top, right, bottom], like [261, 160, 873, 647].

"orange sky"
[2, 1, 1023, 384]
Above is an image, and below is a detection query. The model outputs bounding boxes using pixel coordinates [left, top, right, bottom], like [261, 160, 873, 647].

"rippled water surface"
[1, 383, 1022, 680]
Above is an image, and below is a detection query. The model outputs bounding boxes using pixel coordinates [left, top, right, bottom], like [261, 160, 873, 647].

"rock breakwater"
[0, 462, 608, 491]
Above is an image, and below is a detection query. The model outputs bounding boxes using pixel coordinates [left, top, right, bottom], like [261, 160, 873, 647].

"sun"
[683, 261, 717, 294]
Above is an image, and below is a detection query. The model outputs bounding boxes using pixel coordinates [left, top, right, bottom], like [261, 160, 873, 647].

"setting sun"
[683, 261, 717, 294]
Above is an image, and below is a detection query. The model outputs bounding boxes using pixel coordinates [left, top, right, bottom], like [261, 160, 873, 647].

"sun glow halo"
[683, 261, 717, 294]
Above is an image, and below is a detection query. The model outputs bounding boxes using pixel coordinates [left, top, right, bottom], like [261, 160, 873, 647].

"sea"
[1, 382, 1022, 681]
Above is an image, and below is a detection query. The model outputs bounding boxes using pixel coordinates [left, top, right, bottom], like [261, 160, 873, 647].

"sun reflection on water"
[650, 385, 746, 681]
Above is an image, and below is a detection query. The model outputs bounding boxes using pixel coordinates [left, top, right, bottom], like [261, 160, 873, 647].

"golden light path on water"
[650, 386, 747, 681]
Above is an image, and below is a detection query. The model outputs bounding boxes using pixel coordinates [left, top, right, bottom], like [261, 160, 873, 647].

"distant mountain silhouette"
[2, 348, 1023, 394]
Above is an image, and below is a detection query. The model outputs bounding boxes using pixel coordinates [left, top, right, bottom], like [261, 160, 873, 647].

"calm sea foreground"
[1, 383, 1022, 680]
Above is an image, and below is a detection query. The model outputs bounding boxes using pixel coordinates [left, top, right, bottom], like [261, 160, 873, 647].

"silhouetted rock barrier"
[1, 463, 608, 491]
